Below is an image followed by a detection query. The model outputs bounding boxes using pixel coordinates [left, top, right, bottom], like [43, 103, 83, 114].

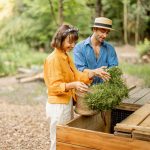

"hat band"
[94, 23, 112, 28]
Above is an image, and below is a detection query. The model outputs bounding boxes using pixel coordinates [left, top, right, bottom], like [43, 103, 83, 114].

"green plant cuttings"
[84, 66, 129, 111]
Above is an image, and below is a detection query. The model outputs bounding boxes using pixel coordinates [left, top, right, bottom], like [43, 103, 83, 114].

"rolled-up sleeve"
[44, 58, 68, 96]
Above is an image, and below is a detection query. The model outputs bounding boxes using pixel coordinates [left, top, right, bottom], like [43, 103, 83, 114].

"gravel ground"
[0, 77, 50, 150]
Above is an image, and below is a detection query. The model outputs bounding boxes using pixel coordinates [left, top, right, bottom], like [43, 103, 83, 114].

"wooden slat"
[121, 104, 150, 125]
[57, 142, 96, 150]
[132, 130, 150, 141]
[57, 125, 150, 150]
[116, 103, 140, 111]
[128, 85, 136, 91]
[115, 104, 150, 132]
[114, 131, 131, 138]
[128, 87, 142, 96]
[19, 72, 43, 83]
[132, 114, 150, 141]
[16, 73, 34, 79]
[122, 88, 150, 104]
[139, 114, 150, 127]
[115, 124, 150, 133]
[135, 93, 150, 105]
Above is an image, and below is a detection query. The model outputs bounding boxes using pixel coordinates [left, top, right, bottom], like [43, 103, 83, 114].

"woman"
[44, 24, 110, 150]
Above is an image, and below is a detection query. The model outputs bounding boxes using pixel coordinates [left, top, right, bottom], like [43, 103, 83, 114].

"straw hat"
[92, 17, 114, 30]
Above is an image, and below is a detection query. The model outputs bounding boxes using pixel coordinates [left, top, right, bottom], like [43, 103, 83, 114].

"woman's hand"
[73, 81, 89, 92]
[94, 66, 111, 81]
[65, 81, 89, 93]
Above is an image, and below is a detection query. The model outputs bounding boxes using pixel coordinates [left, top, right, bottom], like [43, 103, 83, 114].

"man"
[73, 17, 118, 84]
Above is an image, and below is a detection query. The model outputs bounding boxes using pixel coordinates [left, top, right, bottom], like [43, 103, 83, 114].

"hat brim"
[91, 25, 115, 30]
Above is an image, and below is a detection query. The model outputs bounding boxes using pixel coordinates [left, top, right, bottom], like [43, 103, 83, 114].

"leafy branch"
[84, 67, 129, 111]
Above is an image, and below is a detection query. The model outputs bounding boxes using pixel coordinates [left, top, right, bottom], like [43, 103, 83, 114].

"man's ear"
[92, 27, 96, 32]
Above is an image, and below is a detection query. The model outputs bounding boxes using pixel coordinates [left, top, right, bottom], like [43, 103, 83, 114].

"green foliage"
[0, 0, 55, 50]
[120, 62, 150, 87]
[64, 0, 91, 38]
[84, 67, 129, 111]
[136, 38, 150, 57]
[0, 43, 47, 76]
[0, 0, 149, 50]
[102, 0, 123, 41]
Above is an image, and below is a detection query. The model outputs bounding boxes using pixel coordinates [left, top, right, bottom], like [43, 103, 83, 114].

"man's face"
[93, 28, 110, 43]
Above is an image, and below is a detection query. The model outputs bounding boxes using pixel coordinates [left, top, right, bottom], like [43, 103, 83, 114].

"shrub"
[136, 38, 150, 57]
[84, 67, 129, 111]
[0, 43, 47, 76]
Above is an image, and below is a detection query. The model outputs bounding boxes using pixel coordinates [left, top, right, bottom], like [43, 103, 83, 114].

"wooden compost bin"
[56, 112, 150, 150]
[56, 87, 150, 150]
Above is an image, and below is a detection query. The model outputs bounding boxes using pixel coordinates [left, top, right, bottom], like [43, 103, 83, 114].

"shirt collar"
[84, 36, 107, 47]
[54, 48, 68, 60]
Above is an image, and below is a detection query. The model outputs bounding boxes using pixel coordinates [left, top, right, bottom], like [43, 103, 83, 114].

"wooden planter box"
[56, 111, 150, 150]
[56, 87, 150, 150]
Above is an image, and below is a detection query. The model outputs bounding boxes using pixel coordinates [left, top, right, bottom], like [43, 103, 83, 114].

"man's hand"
[94, 66, 110, 81]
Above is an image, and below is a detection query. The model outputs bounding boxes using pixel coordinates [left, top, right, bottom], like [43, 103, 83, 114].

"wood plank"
[66, 111, 111, 133]
[120, 104, 150, 125]
[17, 67, 33, 74]
[16, 73, 35, 79]
[135, 93, 150, 105]
[128, 87, 142, 96]
[57, 125, 150, 150]
[19, 72, 43, 83]
[115, 124, 150, 133]
[116, 103, 140, 111]
[128, 85, 136, 91]
[132, 114, 150, 140]
[139, 114, 150, 128]
[132, 130, 150, 141]
[114, 131, 131, 138]
[115, 104, 150, 132]
[122, 88, 150, 104]
[57, 142, 96, 150]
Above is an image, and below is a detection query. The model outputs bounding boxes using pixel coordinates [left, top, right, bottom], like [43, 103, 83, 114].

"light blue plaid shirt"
[73, 37, 118, 84]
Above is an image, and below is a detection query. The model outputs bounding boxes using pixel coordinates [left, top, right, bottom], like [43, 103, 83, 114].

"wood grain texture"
[57, 142, 96, 150]
[115, 104, 150, 132]
[57, 125, 150, 150]
[123, 88, 150, 104]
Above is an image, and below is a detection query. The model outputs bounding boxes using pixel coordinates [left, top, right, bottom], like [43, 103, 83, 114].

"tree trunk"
[86, 1, 95, 23]
[95, 0, 103, 17]
[123, 0, 128, 44]
[135, 0, 140, 45]
[58, 0, 64, 25]
[48, 0, 58, 26]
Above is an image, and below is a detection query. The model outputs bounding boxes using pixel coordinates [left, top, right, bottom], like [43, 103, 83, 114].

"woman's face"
[62, 35, 76, 52]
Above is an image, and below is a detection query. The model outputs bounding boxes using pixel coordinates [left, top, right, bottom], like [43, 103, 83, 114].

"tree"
[58, 0, 64, 25]
[48, 0, 58, 26]
[123, 0, 129, 44]
[135, 0, 140, 45]
[95, 0, 103, 17]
